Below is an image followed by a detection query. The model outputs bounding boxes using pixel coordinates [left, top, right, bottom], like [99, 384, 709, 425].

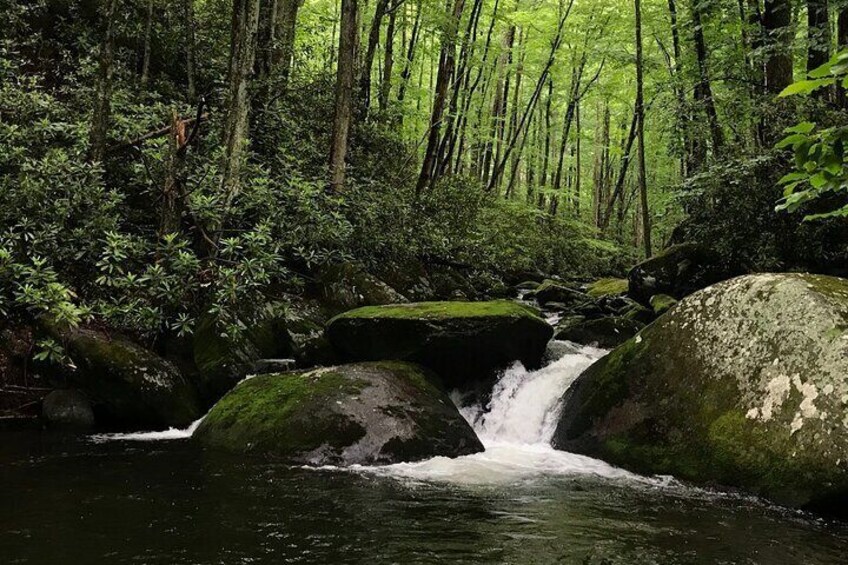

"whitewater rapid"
[89, 341, 644, 486]
[356, 341, 644, 485]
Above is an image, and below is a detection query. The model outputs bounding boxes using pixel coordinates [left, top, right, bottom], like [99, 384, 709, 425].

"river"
[2, 342, 848, 564]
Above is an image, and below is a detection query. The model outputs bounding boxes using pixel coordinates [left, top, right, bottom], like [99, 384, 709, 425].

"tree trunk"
[329, 0, 359, 192]
[89, 0, 119, 163]
[220, 0, 261, 205]
[540, 76, 553, 188]
[184, 0, 197, 101]
[277, 0, 304, 86]
[635, 0, 651, 257]
[379, 7, 397, 110]
[807, 0, 830, 74]
[573, 100, 581, 214]
[690, 0, 723, 158]
[416, 0, 466, 195]
[360, 0, 392, 113]
[763, 0, 793, 93]
[397, 0, 422, 103]
[141, 0, 154, 86]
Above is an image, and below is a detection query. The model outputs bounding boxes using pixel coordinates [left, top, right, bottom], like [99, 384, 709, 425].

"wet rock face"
[42, 389, 94, 429]
[325, 301, 553, 389]
[554, 317, 643, 349]
[61, 328, 202, 430]
[627, 243, 728, 305]
[194, 362, 484, 465]
[553, 273, 848, 514]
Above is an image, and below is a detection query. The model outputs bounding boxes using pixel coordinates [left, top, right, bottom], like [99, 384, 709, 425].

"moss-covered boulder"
[627, 243, 727, 305]
[194, 361, 483, 465]
[553, 273, 848, 514]
[326, 301, 552, 389]
[315, 262, 408, 314]
[587, 278, 629, 298]
[61, 328, 202, 429]
[555, 317, 643, 349]
[527, 279, 586, 306]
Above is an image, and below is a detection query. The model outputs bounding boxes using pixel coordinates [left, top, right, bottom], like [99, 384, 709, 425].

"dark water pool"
[2, 432, 848, 564]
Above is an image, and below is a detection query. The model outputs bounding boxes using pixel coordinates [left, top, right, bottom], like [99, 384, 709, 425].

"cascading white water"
[365, 342, 643, 485]
[91, 341, 644, 486]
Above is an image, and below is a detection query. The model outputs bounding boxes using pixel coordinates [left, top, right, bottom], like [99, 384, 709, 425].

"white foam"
[88, 416, 204, 443]
[358, 342, 646, 486]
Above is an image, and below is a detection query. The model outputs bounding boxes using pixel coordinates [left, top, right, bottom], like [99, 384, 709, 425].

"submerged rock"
[326, 301, 553, 389]
[553, 273, 848, 514]
[627, 243, 727, 305]
[61, 328, 202, 429]
[194, 361, 483, 465]
[42, 389, 94, 429]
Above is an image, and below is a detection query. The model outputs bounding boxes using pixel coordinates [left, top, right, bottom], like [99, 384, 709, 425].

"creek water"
[3, 342, 848, 564]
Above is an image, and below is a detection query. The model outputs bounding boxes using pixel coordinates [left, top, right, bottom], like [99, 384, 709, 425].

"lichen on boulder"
[194, 361, 483, 465]
[553, 273, 848, 515]
[326, 301, 553, 389]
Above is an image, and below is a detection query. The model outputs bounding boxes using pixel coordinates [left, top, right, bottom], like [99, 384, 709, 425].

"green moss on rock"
[194, 362, 483, 465]
[649, 294, 678, 316]
[587, 278, 629, 298]
[327, 301, 553, 389]
[553, 273, 848, 513]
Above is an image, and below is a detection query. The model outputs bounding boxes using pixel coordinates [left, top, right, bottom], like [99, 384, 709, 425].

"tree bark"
[635, 0, 651, 257]
[220, 0, 261, 205]
[807, 0, 830, 73]
[379, 7, 397, 110]
[360, 0, 392, 113]
[329, 0, 359, 192]
[416, 0, 467, 195]
[141, 0, 154, 86]
[277, 0, 304, 86]
[690, 0, 723, 157]
[89, 0, 119, 163]
[397, 0, 422, 103]
[184, 0, 197, 101]
[763, 0, 793, 93]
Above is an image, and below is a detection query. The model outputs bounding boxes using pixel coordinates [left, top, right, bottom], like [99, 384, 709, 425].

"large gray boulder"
[553, 273, 848, 515]
[194, 361, 483, 465]
[61, 328, 202, 429]
[326, 301, 553, 389]
[627, 243, 727, 305]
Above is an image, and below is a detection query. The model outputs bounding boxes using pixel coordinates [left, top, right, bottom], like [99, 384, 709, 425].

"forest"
[3, 0, 848, 563]
[2, 0, 847, 347]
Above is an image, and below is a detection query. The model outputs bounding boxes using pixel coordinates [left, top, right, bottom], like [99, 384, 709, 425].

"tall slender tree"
[329, 0, 359, 192]
[635, 0, 651, 257]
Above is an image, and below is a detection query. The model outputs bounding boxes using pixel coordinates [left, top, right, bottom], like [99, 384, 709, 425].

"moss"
[587, 278, 629, 298]
[196, 369, 368, 457]
[649, 294, 678, 315]
[329, 300, 543, 323]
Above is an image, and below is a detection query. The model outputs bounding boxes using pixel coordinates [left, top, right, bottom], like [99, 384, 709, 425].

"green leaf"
[785, 122, 816, 135]
[778, 172, 807, 184]
[775, 134, 807, 149]
[778, 78, 834, 97]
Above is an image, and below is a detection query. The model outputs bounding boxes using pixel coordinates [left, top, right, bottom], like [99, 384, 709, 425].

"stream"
[3, 342, 848, 564]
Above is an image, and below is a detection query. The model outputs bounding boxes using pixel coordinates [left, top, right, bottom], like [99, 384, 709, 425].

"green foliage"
[778, 51, 848, 219]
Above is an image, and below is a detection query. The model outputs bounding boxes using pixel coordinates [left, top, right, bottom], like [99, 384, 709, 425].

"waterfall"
[364, 342, 642, 485]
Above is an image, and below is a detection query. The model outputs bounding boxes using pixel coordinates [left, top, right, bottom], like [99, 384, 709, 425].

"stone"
[553, 273, 848, 515]
[326, 301, 553, 389]
[42, 389, 94, 429]
[194, 361, 484, 465]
